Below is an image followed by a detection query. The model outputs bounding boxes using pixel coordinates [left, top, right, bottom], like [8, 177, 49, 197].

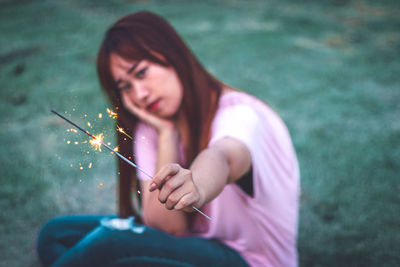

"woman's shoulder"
[218, 87, 269, 114]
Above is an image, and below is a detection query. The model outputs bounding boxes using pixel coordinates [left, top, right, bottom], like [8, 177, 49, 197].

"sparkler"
[51, 109, 211, 221]
[117, 125, 133, 140]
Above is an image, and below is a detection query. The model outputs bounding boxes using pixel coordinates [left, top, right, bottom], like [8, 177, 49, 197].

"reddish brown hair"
[97, 11, 223, 218]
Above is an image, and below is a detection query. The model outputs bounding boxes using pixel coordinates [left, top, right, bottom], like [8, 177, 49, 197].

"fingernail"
[149, 182, 157, 191]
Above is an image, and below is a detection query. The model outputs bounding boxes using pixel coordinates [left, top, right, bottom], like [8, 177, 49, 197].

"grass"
[0, 0, 399, 266]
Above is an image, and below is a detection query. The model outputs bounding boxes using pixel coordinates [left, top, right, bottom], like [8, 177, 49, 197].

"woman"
[37, 11, 300, 267]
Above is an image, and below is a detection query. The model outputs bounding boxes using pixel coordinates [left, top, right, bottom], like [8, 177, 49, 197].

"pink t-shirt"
[134, 91, 300, 267]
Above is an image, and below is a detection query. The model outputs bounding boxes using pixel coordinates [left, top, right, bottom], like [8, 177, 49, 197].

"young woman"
[37, 11, 300, 267]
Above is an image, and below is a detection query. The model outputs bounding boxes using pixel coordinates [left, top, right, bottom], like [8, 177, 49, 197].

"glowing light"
[87, 122, 91, 127]
[117, 125, 133, 140]
[71, 129, 77, 133]
[89, 133, 104, 151]
[74, 141, 79, 145]
[98, 113, 102, 119]
[99, 183, 103, 187]
[67, 140, 71, 144]
[107, 108, 118, 119]
[88, 162, 92, 169]
[80, 166, 83, 170]
[113, 146, 119, 152]
[70, 163, 73, 167]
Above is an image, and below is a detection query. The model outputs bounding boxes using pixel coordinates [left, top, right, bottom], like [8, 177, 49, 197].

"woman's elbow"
[142, 210, 188, 236]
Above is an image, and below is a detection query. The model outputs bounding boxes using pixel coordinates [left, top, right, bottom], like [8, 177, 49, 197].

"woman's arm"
[141, 127, 189, 236]
[121, 94, 189, 235]
[150, 137, 252, 211]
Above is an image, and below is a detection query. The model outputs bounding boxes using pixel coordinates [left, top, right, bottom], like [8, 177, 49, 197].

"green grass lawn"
[1, 0, 399, 266]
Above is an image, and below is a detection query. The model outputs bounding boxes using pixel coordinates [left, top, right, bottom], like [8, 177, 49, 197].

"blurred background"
[0, 0, 399, 266]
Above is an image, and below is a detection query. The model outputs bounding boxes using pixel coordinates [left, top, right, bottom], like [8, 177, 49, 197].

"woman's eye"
[136, 67, 147, 79]
[119, 83, 131, 91]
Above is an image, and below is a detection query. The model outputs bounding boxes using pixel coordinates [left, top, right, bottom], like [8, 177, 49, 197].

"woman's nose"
[133, 82, 150, 104]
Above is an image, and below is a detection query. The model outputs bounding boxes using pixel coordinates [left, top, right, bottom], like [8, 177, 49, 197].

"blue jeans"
[36, 215, 249, 267]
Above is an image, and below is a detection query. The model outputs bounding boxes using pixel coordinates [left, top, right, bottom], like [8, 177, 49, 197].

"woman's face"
[109, 53, 183, 119]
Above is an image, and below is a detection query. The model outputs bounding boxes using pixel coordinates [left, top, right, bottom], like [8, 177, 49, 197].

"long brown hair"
[97, 11, 222, 218]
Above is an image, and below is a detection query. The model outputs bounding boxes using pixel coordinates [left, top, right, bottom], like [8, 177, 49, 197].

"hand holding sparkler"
[149, 163, 204, 212]
[51, 109, 211, 220]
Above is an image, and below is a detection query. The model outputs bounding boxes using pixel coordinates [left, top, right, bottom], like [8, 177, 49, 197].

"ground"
[0, 0, 399, 266]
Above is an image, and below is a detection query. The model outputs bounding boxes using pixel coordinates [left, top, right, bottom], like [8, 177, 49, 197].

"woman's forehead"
[110, 53, 138, 68]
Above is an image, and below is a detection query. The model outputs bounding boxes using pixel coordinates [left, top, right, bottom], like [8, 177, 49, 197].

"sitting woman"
[37, 11, 300, 267]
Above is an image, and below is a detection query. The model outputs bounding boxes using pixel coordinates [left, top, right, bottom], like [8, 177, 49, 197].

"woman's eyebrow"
[114, 62, 139, 86]
[127, 62, 139, 74]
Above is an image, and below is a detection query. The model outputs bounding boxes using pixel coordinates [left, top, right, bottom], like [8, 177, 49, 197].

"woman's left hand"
[149, 163, 204, 212]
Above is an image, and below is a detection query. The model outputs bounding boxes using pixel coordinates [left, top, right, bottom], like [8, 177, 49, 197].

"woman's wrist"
[158, 126, 179, 142]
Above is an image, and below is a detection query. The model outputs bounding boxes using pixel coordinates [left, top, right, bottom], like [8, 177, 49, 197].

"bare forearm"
[190, 146, 231, 206]
[141, 129, 188, 235]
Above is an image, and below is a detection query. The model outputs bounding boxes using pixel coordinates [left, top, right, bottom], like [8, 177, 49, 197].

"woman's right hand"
[121, 93, 175, 134]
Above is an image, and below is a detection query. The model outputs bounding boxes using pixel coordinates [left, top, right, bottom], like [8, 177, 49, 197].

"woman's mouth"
[147, 100, 160, 112]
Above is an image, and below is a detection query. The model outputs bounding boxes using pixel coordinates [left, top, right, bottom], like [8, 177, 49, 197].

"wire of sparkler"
[51, 109, 211, 221]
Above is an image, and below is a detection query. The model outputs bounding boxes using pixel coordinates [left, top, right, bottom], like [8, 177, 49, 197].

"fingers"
[149, 164, 200, 211]
[173, 191, 200, 211]
[157, 174, 185, 203]
[121, 93, 146, 118]
[149, 163, 180, 192]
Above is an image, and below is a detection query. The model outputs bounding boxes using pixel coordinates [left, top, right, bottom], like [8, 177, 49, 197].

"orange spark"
[98, 113, 103, 119]
[107, 108, 118, 119]
[89, 133, 104, 151]
[113, 146, 119, 152]
[99, 183, 103, 187]
[88, 162, 92, 168]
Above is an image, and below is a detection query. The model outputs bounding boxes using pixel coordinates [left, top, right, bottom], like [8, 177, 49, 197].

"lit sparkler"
[89, 133, 104, 151]
[117, 125, 133, 140]
[51, 109, 211, 220]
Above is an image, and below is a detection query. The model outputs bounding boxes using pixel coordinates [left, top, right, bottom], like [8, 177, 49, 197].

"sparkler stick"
[51, 109, 211, 221]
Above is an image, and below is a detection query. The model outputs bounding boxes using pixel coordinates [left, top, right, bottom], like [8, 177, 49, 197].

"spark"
[117, 125, 133, 140]
[98, 113, 103, 119]
[99, 183, 103, 187]
[89, 133, 104, 151]
[74, 141, 79, 145]
[80, 166, 83, 170]
[87, 122, 91, 127]
[107, 108, 118, 119]
[71, 129, 77, 133]
[67, 140, 71, 144]
[51, 109, 212, 221]
[113, 146, 119, 152]
[88, 162, 92, 168]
